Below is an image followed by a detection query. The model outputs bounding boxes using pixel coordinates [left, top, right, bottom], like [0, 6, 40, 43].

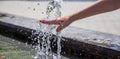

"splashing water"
[31, 0, 63, 59]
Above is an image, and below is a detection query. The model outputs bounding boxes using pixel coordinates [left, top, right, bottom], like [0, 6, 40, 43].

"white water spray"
[32, 0, 63, 59]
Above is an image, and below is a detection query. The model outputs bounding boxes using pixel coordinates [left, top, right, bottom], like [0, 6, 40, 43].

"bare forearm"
[69, 0, 120, 21]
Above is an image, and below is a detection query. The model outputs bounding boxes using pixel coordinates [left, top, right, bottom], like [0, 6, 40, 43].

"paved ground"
[0, 1, 120, 36]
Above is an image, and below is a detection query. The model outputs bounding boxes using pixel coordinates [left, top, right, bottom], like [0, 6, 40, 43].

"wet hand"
[40, 16, 73, 32]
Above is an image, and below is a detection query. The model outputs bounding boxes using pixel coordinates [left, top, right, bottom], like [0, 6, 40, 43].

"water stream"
[31, 0, 63, 59]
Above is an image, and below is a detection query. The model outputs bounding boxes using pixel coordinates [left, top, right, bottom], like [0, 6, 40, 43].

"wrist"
[68, 13, 80, 22]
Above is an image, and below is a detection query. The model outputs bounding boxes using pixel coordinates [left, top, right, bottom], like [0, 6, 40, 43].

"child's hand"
[40, 16, 73, 32]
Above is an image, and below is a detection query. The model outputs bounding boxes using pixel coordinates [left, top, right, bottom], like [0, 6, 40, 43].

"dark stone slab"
[0, 12, 120, 59]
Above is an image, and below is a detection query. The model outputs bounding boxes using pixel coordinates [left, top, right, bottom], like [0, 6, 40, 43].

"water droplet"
[80, 53, 82, 56]
[24, 32, 27, 34]
[12, 40, 15, 42]
[42, 12, 44, 14]
[10, 16, 15, 18]
[18, 42, 21, 44]
[37, 3, 40, 5]
[62, 52, 66, 54]
[19, 30, 23, 32]
[28, 7, 31, 9]
[33, 8, 36, 11]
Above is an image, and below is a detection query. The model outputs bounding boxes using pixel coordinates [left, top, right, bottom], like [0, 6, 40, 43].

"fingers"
[56, 21, 68, 32]
[39, 17, 70, 32]
[56, 25, 64, 32]
[40, 19, 65, 32]
[40, 19, 63, 25]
